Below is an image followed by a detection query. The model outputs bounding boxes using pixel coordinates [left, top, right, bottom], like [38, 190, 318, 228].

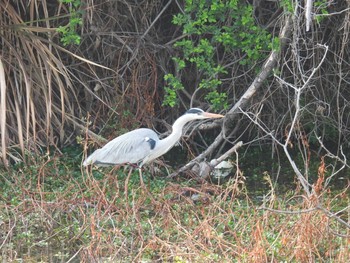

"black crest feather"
[185, 108, 204, 115]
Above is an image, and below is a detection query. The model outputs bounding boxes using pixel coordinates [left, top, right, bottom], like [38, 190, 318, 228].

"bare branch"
[171, 14, 293, 176]
[305, 0, 313, 31]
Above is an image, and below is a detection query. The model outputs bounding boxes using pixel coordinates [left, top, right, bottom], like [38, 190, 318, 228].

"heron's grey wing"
[83, 128, 159, 166]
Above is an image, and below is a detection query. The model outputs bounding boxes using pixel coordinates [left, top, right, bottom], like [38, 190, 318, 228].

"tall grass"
[0, 1, 80, 165]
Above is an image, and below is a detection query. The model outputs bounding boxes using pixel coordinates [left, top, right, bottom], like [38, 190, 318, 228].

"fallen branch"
[209, 141, 243, 167]
[168, 141, 243, 178]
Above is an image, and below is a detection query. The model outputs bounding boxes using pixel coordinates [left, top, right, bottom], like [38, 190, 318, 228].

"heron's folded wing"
[83, 128, 159, 166]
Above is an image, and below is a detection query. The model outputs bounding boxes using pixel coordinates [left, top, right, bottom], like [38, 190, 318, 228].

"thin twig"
[258, 206, 318, 214]
[141, 0, 173, 39]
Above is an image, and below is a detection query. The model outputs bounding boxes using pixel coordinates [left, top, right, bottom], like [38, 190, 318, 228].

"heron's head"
[185, 108, 224, 120]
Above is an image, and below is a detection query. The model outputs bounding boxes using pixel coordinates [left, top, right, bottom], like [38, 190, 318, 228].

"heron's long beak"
[202, 112, 225, 118]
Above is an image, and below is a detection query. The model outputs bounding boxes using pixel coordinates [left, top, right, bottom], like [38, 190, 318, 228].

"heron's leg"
[124, 168, 133, 201]
[138, 168, 145, 188]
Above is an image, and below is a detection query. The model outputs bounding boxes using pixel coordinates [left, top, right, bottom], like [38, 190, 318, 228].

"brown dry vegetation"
[0, 0, 172, 165]
[0, 147, 349, 262]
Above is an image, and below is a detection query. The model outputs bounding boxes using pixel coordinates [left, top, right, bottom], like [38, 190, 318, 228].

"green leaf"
[164, 0, 273, 110]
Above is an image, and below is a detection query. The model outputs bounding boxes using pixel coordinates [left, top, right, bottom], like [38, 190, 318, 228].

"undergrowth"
[0, 148, 349, 262]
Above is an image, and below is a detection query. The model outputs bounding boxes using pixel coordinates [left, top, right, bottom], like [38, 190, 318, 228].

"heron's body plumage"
[83, 128, 159, 166]
[83, 108, 224, 168]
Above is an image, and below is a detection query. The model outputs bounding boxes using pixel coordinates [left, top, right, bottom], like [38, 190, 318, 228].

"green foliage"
[280, 0, 294, 13]
[314, 0, 330, 23]
[163, 74, 184, 107]
[205, 90, 227, 109]
[164, 0, 274, 109]
[57, 0, 82, 46]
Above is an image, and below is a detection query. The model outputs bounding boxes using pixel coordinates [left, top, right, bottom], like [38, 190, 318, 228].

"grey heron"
[83, 108, 224, 183]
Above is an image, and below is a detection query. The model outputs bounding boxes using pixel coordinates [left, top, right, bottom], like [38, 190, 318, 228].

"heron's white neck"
[162, 115, 191, 147]
[147, 114, 196, 162]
